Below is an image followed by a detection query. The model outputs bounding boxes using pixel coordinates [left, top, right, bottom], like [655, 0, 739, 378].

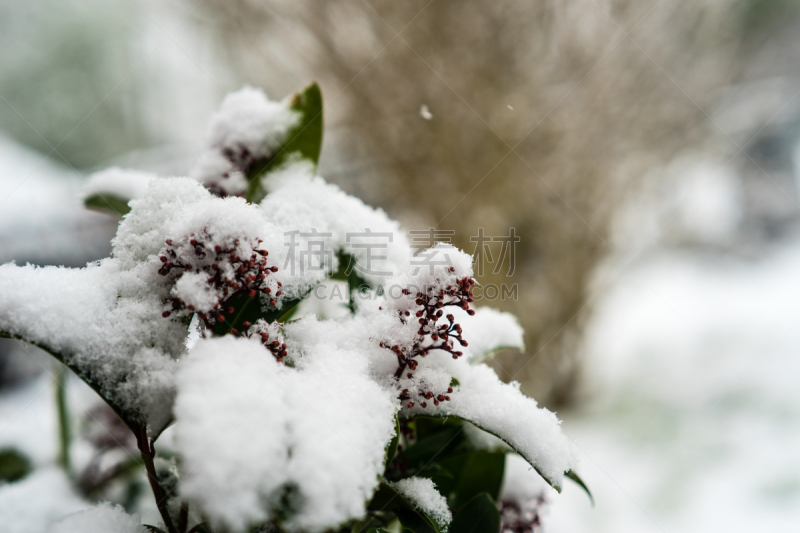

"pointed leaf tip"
[565, 469, 594, 506]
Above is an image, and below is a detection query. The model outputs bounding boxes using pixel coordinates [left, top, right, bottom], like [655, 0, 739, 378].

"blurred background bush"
[3, 0, 800, 530]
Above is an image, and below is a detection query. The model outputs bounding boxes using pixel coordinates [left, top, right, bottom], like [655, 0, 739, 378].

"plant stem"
[178, 501, 189, 533]
[54, 362, 71, 474]
[137, 426, 178, 533]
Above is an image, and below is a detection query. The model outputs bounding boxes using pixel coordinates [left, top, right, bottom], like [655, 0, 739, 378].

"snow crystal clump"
[191, 87, 300, 195]
[206, 86, 298, 157]
[390, 477, 451, 530]
[174, 336, 397, 533]
[262, 163, 414, 286]
[46, 503, 146, 533]
[406, 242, 473, 289]
[0, 177, 295, 433]
[83, 167, 156, 203]
[0, 260, 182, 434]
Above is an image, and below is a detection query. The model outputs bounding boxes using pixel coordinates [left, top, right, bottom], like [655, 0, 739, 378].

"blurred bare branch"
[192, 0, 777, 405]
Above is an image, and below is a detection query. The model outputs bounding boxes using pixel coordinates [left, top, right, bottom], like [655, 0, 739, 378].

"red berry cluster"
[499, 494, 547, 533]
[240, 319, 288, 362]
[382, 267, 477, 409]
[157, 231, 281, 332]
[222, 145, 267, 175]
[397, 386, 454, 410]
[205, 145, 269, 198]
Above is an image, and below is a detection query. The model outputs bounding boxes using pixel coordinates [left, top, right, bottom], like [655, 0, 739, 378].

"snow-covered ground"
[0, 136, 116, 267]
[548, 238, 800, 531]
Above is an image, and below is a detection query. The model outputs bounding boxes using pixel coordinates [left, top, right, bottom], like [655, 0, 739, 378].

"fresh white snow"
[45, 503, 146, 533]
[390, 477, 451, 530]
[174, 335, 397, 532]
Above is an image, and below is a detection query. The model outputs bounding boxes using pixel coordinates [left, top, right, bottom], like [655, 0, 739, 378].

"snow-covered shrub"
[0, 83, 587, 533]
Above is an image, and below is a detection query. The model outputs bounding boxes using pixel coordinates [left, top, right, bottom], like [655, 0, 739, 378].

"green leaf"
[399, 424, 466, 472]
[0, 448, 31, 483]
[54, 363, 71, 474]
[384, 415, 400, 469]
[468, 344, 524, 364]
[443, 451, 505, 511]
[367, 483, 442, 533]
[281, 82, 324, 169]
[365, 529, 391, 533]
[411, 463, 455, 484]
[331, 251, 370, 313]
[413, 416, 463, 441]
[401, 414, 563, 493]
[84, 193, 131, 219]
[0, 331, 143, 435]
[246, 82, 323, 204]
[212, 290, 310, 337]
[394, 508, 436, 533]
[565, 469, 594, 506]
[449, 493, 500, 533]
[421, 455, 465, 503]
[143, 526, 167, 533]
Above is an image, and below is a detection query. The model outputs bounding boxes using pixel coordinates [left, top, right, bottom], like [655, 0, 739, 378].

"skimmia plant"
[0, 83, 589, 533]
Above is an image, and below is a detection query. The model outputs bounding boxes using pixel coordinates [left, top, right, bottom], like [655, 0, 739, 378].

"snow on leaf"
[261, 162, 414, 287]
[249, 82, 324, 202]
[173, 335, 397, 533]
[400, 361, 577, 491]
[188, 83, 323, 203]
[0, 261, 182, 435]
[455, 307, 525, 364]
[0, 176, 305, 436]
[389, 477, 452, 532]
[82, 167, 157, 218]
